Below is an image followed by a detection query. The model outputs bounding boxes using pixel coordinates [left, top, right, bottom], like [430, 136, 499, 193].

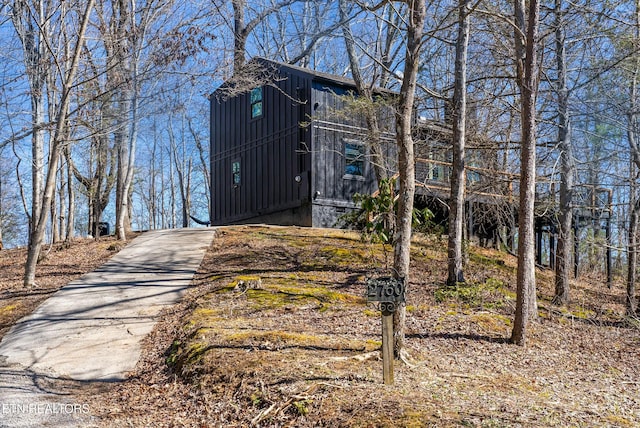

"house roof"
[211, 57, 397, 99]
[252, 57, 362, 90]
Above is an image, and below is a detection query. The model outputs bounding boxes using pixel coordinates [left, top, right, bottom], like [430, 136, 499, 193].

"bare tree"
[626, 0, 640, 315]
[188, 116, 210, 215]
[511, 0, 540, 345]
[24, 0, 96, 286]
[11, 0, 50, 244]
[64, 147, 75, 241]
[338, 0, 394, 186]
[109, 0, 137, 241]
[552, 0, 575, 306]
[393, 0, 426, 357]
[230, 0, 298, 73]
[168, 116, 192, 228]
[447, 0, 471, 287]
[68, 134, 116, 239]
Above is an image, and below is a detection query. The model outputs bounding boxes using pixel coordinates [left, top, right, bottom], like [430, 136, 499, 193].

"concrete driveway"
[0, 228, 216, 427]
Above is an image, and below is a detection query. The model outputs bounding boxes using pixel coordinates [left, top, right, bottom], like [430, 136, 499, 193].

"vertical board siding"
[210, 63, 312, 225]
[309, 82, 380, 207]
[210, 59, 390, 227]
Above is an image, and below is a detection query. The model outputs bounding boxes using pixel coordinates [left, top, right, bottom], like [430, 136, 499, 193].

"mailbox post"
[366, 277, 405, 385]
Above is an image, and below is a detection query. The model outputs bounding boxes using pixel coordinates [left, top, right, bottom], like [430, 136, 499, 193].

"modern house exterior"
[209, 57, 614, 282]
[209, 58, 394, 227]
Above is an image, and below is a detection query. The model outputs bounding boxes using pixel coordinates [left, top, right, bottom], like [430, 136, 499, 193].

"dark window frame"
[232, 159, 241, 187]
[250, 87, 263, 119]
[343, 139, 366, 180]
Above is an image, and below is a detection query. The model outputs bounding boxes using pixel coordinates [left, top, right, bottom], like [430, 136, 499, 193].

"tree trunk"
[393, 0, 425, 358]
[12, 0, 49, 245]
[185, 159, 192, 228]
[628, 201, 639, 315]
[189, 118, 210, 210]
[58, 154, 67, 242]
[511, 0, 540, 346]
[338, 0, 391, 186]
[160, 146, 167, 228]
[112, 0, 138, 241]
[24, 0, 96, 286]
[553, 0, 574, 306]
[627, 0, 640, 316]
[150, 129, 157, 229]
[65, 149, 75, 242]
[232, 0, 248, 74]
[115, 95, 136, 240]
[170, 146, 177, 228]
[169, 121, 191, 229]
[50, 181, 59, 244]
[0, 172, 3, 250]
[447, 0, 471, 287]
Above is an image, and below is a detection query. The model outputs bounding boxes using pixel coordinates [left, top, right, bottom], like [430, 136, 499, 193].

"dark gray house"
[209, 58, 613, 278]
[209, 58, 394, 227]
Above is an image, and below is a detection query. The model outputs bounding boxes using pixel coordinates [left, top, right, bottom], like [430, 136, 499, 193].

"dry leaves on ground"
[76, 225, 640, 427]
[0, 235, 132, 338]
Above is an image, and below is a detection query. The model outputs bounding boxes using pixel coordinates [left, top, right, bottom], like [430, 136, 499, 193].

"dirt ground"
[2, 226, 639, 427]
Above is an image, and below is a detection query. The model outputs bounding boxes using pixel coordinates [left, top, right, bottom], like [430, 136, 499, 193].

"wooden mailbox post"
[366, 277, 406, 385]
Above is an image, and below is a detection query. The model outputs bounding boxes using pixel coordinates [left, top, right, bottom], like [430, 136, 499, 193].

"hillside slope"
[81, 225, 639, 427]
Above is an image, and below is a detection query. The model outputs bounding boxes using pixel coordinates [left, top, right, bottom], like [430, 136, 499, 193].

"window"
[467, 156, 481, 184]
[344, 141, 365, 177]
[232, 160, 241, 186]
[428, 150, 444, 182]
[250, 87, 263, 119]
[467, 169, 481, 183]
[429, 164, 443, 181]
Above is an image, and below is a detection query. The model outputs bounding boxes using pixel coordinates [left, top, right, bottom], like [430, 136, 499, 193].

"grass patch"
[468, 250, 513, 273]
[0, 303, 21, 314]
[471, 312, 512, 334]
[434, 277, 509, 308]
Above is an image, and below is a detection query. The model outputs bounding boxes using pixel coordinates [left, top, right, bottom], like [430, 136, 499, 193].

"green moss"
[468, 251, 511, 272]
[0, 303, 20, 314]
[192, 307, 223, 320]
[246, 279, 365, 310]
[166, 340, 211, 372]
[570, 306, 595, 320]
[366, 339, 382, 348]
[471, 313, 512, 333]
[231, 275, 262, 286]
[217, 329, 373, 351]
[435, 283, 481, 305]
[400, 409, 436, 427]
[434, 278, 510, 309]
[165, 340, 182, 366]
[320, 246, 371, 265]
[293, 399, 313, 416]
[246, 288, 301, 309]
[363, 308, 379, 317]
[272, 284, 364, 304]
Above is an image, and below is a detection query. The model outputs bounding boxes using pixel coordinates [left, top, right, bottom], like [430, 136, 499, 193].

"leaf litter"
[2, 225, 639, 427]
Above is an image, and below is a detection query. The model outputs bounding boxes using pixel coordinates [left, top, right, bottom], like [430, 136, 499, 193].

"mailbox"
[98, 222, 110, 237]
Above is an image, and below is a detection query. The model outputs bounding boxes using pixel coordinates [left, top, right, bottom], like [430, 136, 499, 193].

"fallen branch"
[327, 350, 380, 363]
[251, 382, 342, 426]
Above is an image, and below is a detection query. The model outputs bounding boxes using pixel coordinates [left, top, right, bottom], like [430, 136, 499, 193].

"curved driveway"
[0, 228, 215, 427]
